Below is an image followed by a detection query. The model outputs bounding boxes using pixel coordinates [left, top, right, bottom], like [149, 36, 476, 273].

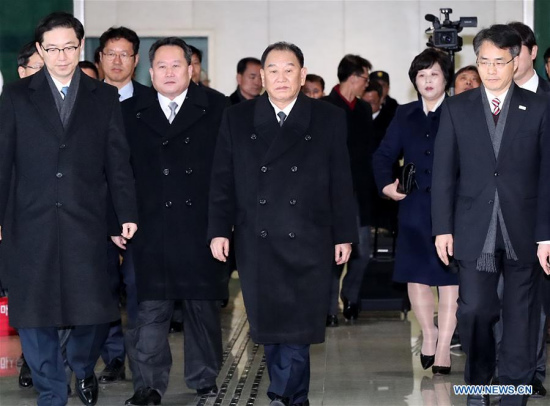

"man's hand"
[435, 234, 454, 265]
[121, 223, 138, 240]
[335, 243, 352, 265]
[537, 244, 550, 275]
[211, 237, 230, 262]
[382, 179, 407, 201]
[111, 236, 128, 250]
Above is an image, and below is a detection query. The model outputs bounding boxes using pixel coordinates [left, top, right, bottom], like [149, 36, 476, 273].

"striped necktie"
[492, 98, 501, 115]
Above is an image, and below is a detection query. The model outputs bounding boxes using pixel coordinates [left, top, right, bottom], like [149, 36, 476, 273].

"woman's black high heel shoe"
[432, 365, 451, 375]
[420, 353, 435, 370]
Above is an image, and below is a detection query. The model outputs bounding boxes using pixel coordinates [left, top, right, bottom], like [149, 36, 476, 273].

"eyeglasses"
[40, 45, 80, 56]
[476, 58, 515, 69]
[102, 51, 135, 62]
[21, 65, 43, 70]
[357, 75, 370, 82]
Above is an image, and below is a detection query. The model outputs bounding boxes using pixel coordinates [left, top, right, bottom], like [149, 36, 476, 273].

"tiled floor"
[1, 278, 549, 406]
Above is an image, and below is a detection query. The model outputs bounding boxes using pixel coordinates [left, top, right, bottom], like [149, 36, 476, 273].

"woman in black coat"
[373, 49, 458, 375]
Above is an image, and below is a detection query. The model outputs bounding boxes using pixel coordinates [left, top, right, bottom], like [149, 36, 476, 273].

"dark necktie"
[277, 111, 287, 127]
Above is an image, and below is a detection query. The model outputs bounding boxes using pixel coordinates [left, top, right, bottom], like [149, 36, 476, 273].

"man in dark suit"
[0, 12, 138, 406]
[432, 25, 550, 406]
[96, 25, 149, 385]
[323, 54, 375, 325]
[228, 57, 262, 104]
[369, 70, 399, 119]
[120, 37, 229, 406]
[208, 41, 358, 406]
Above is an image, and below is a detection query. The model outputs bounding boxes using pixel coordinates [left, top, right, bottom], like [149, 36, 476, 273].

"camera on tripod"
[425, 8, 477, 52]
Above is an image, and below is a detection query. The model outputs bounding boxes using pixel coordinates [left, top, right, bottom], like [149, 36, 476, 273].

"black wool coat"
[121, 82, 229, 301]
[323, 89, 376, 226]
[208, 93, 358, 344]
[0, 68, 138, 328]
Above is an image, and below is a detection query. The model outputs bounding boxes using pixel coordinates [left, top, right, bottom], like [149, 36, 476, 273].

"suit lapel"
[28, 70, 64, 138]
[62, 73, 93, 142]
[468, 89, 496, 163]
[253, 93, 280, 147]
[167, 82, 208, 139]
[497, 86, 527, 163]
[256, 93, 311, 164]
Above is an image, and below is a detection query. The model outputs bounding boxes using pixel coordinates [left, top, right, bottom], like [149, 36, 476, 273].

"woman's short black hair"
[408, 48, 453, 92]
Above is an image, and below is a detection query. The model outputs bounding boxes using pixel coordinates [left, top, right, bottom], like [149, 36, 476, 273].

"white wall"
[82, 0, 525, 104]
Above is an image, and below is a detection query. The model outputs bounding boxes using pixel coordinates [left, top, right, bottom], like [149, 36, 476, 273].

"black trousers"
[19, 324, 109, 406]
[264, 343, 310, 405]
[457, 238, 540, 406]
[125, 299, 222, 395]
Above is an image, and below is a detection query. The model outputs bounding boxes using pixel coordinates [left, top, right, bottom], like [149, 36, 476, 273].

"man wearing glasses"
[433, 24, 550, 406]
[17, 42, 44, 79]
[0, 12, 138, 406]
[95, 25, 149, 386]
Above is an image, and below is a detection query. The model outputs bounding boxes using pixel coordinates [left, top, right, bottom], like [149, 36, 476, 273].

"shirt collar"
[268, 97, 298, 123]
[51, 75, 72, 94]
[372, 110, 381, 120]
[518, 70, 539, 93]
[157, 89, 188, 120]
[421, 93, 445, 115]
[117, 81, 135, 101]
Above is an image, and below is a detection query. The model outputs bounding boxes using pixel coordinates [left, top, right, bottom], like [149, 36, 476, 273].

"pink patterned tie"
[492, 98, 501, 115]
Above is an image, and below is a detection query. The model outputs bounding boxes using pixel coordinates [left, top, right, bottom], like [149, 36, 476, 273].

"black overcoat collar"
[134, 81, 209, 138]
[253, 92, 311, 164]
[29, 67, 99, 142]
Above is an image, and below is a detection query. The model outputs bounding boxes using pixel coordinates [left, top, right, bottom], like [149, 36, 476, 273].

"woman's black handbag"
[396, 162, 417, 194]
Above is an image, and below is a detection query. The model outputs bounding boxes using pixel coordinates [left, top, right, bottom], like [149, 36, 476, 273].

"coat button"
[289, 199, 297, 205]
[259, 199, 267, 205]
[185, 168, 193, 175]
[136, 112, 141, 118]
[425, 169, 432, 174]
[162, 140, 169, 146]
[59, 144, 66, 149]
[494, 172, 499, 176]
[260, 230, 268, 238]
[425, 186, 431, 193]
[261, 166, 268, 173]
[163, 168, 170, 176]
[305, 135, 312, 141]
[184, 137, 190, 144]
[288, 232, 295, 239]
[56, 172, 63, 178]
[165, 201, 172, 208]
[489, 200, 494, 204]
[185, 199, 192, 206]
[251, 134, 257, 140]
[291, 166, 298, 172]
[426, 133, 430, 138]
[425, 150, 431, 156]
[55, 202, 62, 208]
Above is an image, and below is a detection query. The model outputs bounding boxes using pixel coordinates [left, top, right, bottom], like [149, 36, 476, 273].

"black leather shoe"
[18, 358, 33, 388]
[169, 321, 183, 333]
[432, 365, 451, 375]
[342, 297, 359, 321]
[326, 314, 339, 327]
[75, 374, 98, 406]
[98, 358, 125, 383]
[125, 387, 162, 405]
[196, 385, 218, 397]
[292, 400, 309, 406]
[269, 396, 289, 406]
[466, 394, 489, 406]
[531, 378, 547, 398]
[420, 353, 435, 370]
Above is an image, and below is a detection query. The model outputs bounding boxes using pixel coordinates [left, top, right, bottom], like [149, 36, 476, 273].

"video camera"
[425, 8, 477, 52]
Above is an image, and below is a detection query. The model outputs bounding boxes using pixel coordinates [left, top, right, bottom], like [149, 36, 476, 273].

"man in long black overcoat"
[0, 12, 138, 406]
[208, 42, 358, 406]
[119, 37, 229, 406]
